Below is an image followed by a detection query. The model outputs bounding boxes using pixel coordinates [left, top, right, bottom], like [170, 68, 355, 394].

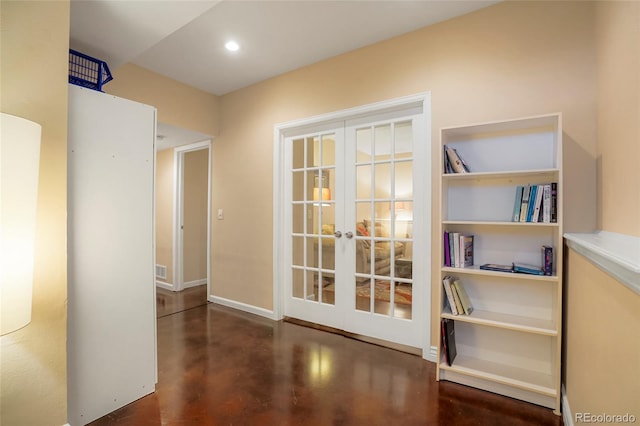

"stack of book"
[444, 232, 474, 268]
[443, 145, 470, 174]
[512, 183, 557, 223]
[442, 276, 474, 316]
[478, 244, 553, 276]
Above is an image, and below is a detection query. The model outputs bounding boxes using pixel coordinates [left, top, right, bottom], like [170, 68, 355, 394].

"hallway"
[90, 302, 563, 425]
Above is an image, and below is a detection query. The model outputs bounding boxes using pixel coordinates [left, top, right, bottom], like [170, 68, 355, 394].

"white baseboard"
[562, 384, 573, 426]
[424, 345, 437, 362]
[156, 280, 174, 291]
[209, 295, 277, 320]
[183, 279, 207, 289]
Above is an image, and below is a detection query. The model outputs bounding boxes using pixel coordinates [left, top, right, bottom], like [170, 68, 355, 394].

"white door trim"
[273, 93, 431, 355]
[173, 140, 212, 295]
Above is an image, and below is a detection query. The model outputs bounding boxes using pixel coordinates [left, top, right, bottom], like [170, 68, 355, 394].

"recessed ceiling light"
[225, 41, 239, 52]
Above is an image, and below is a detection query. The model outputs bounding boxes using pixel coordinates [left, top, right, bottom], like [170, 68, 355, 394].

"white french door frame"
[273, 93, 432, 357]
[173, 140, 212, 294]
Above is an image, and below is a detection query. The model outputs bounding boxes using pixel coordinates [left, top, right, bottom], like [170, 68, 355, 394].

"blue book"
[526, 185, 538, 222]
[512, 185, 524, 222]
[513, 262, 544, 275]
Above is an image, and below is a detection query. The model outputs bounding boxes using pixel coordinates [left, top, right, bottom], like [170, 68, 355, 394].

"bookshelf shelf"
[442, 168, 560, 181]
[439, 355, 557, 397]
[441, 266, 559, 282]
[437, 113, 563, 414]
[441, 309, 557, 336]
[443, 220, 560, 228]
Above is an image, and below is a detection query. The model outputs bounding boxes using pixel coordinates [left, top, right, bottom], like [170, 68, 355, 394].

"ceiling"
[70, 0, 498, 148]
[70, 0, 498, 98]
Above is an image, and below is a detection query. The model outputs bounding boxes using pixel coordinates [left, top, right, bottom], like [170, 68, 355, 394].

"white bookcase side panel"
[444, 131, 557, 173]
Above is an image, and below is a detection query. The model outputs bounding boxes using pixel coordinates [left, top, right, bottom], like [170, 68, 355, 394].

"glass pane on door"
[290, 133, 336, 306]
[353, 122, 413, 319]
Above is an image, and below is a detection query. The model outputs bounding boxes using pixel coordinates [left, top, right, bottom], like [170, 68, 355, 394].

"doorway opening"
[155, 123, 212, 317]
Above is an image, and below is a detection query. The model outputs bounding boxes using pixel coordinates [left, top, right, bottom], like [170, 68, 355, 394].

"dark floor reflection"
[91, 303, 562, 425]
[156, 284, 207, 317]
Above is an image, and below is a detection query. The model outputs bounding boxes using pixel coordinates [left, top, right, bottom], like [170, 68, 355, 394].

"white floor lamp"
[0, 112, 41, 335]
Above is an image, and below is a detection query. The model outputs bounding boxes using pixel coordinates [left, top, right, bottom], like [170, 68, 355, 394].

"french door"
[279, 96, 429, 349]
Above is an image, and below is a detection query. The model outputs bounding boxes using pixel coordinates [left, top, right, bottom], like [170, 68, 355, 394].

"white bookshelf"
[437, 113, 563, 414]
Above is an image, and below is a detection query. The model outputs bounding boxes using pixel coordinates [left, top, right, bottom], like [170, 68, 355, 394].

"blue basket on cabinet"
[68, 49, 113, 92]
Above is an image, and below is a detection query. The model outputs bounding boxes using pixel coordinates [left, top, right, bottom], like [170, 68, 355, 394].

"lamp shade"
[1, 113, 41, 335]
[313, 187, 332, 201]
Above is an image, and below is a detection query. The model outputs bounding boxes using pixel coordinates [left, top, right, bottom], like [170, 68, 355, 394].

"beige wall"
[213, 1, 598, 318]
[562, 1, 640, 420]
[596, 1, 640, 236]
[156, 148, 174, 283]
[0, 1, 70, 425]
[107, 64, 219, 291]
[183, 149, 209, 283]
[106, 63, 220, 138]
[564, 249, 640, 419]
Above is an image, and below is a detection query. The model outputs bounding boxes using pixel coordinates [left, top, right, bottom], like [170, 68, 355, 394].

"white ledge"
[564, 231, 640, 296]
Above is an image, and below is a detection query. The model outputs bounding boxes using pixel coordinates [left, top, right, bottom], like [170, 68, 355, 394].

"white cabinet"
[436, 114, 563, 414]
[67, 85, 157, 425]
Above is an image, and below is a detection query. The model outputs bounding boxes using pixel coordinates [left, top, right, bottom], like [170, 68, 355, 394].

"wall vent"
[155, 264, 167, 280]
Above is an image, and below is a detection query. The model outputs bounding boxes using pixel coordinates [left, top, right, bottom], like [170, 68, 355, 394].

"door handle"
[334, 231, 342, 238]
[345, 231, 354, 239]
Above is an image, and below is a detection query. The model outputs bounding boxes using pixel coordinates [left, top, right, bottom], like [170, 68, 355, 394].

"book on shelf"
[460, 234, 474, 267]
[442, 276, 459, 315]
[451, 279, 464, 314]
[519, 185, 531, 222]
[479, 263, 514, 273]
[454, 148, 471, 173]
[443, 147, 453, 174]
[452, 232, 460, 268]
[452, 279, 474, 315]
[449, 232, 455, 267]
[513, 262, 544, 275]
[542, 184, 552, 223]
[531, 184, 544, 222]
[526, 184, 538, 222]
[541, 245, 553, 276]
[444, 145, 469, 174]
[550, 182, 558, 223]
[443, 232, 451, 267]
[441, 318, 457, 366]
[512, 185, 524, 222]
